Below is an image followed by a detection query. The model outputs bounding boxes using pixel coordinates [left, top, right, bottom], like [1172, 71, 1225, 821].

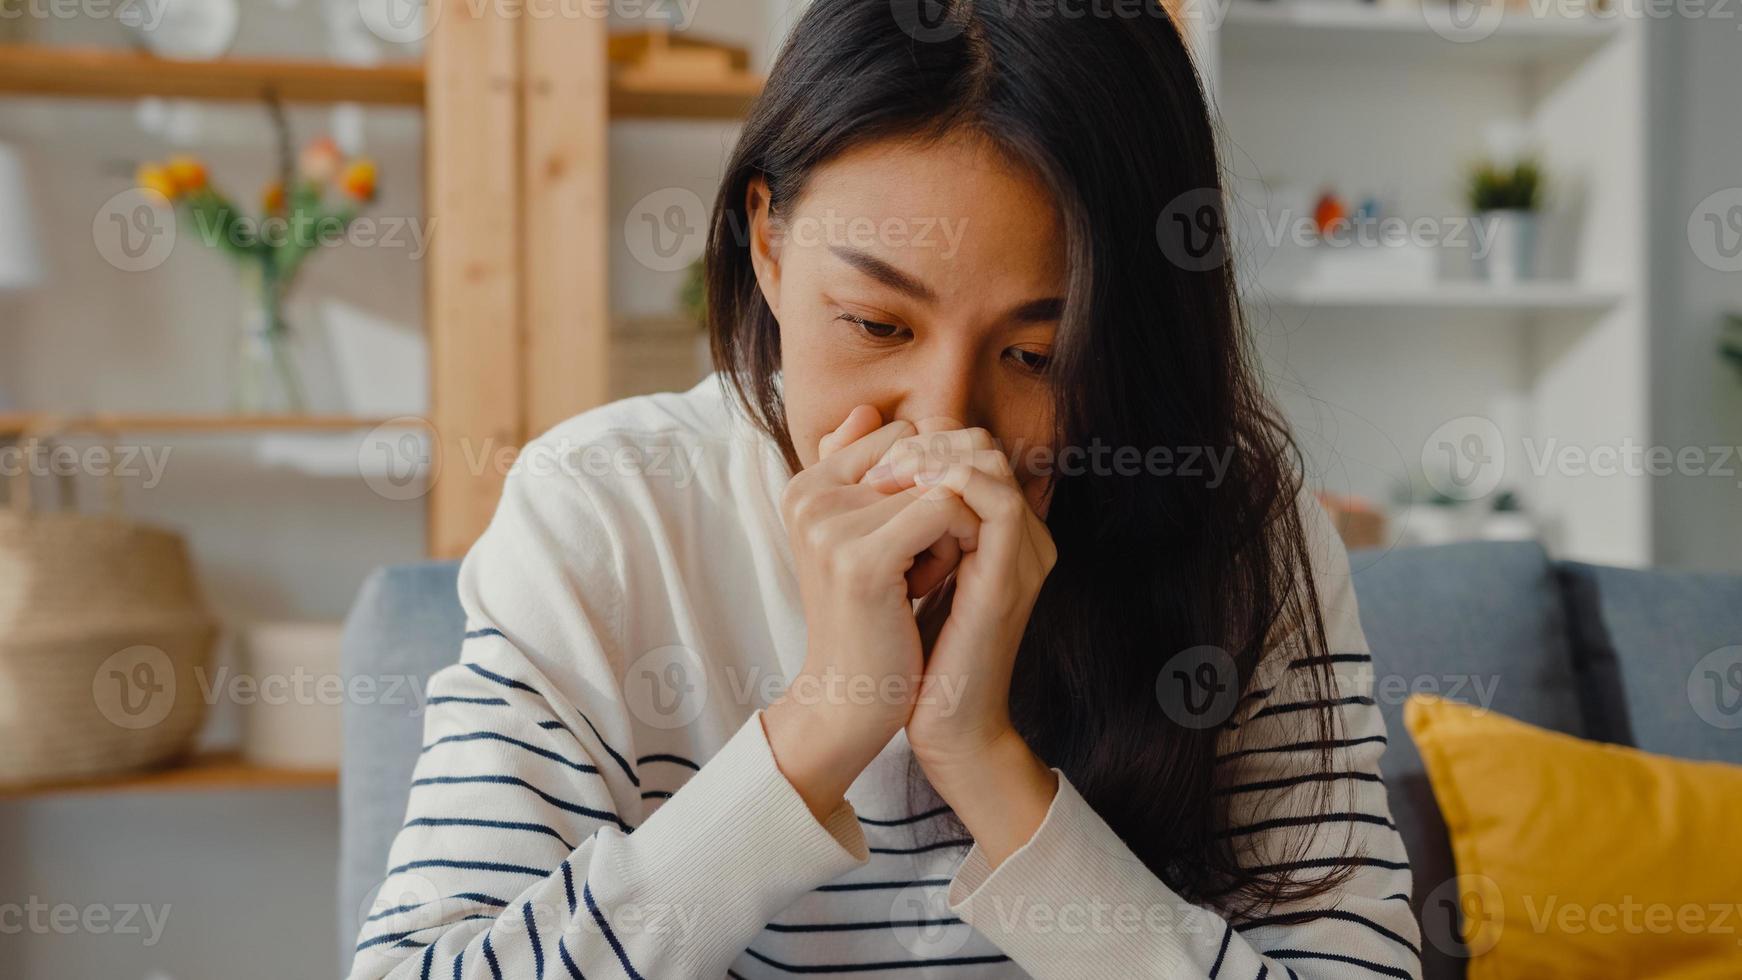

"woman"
[350, 1, 1421, 977]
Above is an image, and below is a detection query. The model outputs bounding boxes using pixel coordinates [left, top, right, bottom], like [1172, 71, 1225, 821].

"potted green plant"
[1465, 156, 1545, 284]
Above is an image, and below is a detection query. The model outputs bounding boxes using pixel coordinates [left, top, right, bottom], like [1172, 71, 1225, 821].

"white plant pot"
[239, 621, 345, 770]
[1473, 209, 1538, 284]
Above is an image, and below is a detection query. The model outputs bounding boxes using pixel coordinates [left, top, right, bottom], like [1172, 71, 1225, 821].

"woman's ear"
[746, 175, 782, 317]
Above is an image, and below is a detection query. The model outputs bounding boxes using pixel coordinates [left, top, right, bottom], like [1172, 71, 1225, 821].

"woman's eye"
[1008, 347, 1052, 374]
[837, 313, 903, 341]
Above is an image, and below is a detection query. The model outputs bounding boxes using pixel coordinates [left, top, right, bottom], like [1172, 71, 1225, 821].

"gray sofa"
[337, 540, 1742, 979]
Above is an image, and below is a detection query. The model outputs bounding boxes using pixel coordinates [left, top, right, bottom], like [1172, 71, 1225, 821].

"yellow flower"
[136, 163, 178, 201]
[165, 155, 207, 195]
[340, 158, 378, 203]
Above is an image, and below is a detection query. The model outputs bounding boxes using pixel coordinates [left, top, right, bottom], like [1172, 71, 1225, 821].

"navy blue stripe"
[558, 937, 586, 979]
[1249, 695, 1377, 721]
[1256, 967, 1268, 980]
[1266, 949, 1413, 979]
[867, 839, 973, 856]
[482, 932, 504, 980]
[453, 948, 462, 980]
[1239, 909, 1421, 958]
[1209, 921, 1233, 978]
[636, 752, 700, 770]
[640, 790, 673, 801]
[466, 627, 506, 641]
[765, 917, 963, 934]
[561, 860, 578, 916]
[404, 816, 575, 849]
[1216, 771, 1383, 796]
[366, 891, 509, 923]
[1290, 653, 1372, 669]
[410, 775, 631, 831]
[388, 858, 550, 878]
[462, 662, 642, 788]
[1382, 892, 1409, 902]
[816, 878, 950, 894]
[356, 915, 493, 952]
[856, 805, 952, 827]
[524, 902, 545, 980]
[743, 947, 1010, 973]
[422, 730, 601, 775]
[420, 942, 435, 980]
[584, 880, 646, 980]
[539, 719, 575, 733]
[1244, 856, 1411, 874]
[1216, 735, 1389, 764]
[429, 696, 510, 706]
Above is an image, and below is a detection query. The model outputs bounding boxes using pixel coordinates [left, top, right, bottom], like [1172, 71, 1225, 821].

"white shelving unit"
[1189, 0, 1649, 566]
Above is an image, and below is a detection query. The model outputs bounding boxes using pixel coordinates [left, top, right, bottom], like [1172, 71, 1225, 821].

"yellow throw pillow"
[1404, 693, 1742, 980]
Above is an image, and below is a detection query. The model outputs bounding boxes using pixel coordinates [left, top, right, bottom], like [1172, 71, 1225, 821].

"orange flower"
[165, 155, 207, 194]
[299, 136, 343, 183]
[262, 180, 286, 214]
[136, 162, 177, 201]
[340, 159, 378, 202]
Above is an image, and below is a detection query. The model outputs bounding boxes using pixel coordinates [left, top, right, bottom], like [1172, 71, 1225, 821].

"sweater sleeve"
[347, 442, 869, 980]
[945, 487, 1422, 979]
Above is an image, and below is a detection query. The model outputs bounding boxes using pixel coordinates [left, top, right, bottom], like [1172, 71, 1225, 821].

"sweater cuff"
[604, 709, 869, 974]
[947, 770, 1193, 976]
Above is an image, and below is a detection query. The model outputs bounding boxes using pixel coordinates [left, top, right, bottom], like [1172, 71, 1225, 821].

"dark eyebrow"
[828, 245, 1064, 324]
[829, 245, 937, 304]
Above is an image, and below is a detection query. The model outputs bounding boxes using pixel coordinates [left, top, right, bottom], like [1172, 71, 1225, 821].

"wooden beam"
[425, 0, 524, 559]
[521, 6, 611, 437]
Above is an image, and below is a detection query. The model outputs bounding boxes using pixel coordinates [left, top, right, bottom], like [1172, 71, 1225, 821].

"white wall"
[1647, 18, 1742, 572]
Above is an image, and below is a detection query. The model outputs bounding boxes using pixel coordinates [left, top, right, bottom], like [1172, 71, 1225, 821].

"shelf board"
[0, 413, 429, 436]
[0, 44, 764, 119]
[0, 751, 336, 800]
[0, 44, 424, 105]
[1245, 279, 1625, 313]
[1218, 3, 1622, 67]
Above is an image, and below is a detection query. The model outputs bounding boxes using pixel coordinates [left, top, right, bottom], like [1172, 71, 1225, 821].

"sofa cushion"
[337, 559, 464, 977]
[1348, 540, 1586, 980]
[1557, 561, 1742, 765]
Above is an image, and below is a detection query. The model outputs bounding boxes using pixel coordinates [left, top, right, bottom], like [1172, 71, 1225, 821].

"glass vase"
[233, 260, 307, 415]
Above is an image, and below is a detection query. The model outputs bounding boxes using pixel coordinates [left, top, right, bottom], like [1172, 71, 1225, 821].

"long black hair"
[704, 0, 1354, 919]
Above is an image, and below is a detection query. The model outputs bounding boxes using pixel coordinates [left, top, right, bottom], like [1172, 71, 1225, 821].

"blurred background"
[0, 0, 1737, 975]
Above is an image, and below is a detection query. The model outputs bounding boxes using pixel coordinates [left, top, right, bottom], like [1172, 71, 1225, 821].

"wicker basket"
[0, 432, 219, 786]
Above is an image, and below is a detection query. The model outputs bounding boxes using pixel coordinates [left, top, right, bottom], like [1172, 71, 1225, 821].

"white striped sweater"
[348, 372, 1423, 980]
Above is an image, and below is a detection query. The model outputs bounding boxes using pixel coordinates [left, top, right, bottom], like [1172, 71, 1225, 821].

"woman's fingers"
[861, 427, 1001, 492]
[818, 404, 882, 461]
[869, 447, 1012, 493]
[913, 462, 1035, 570]
[814, 416, 919, 486]
[867, 486, 982, 571]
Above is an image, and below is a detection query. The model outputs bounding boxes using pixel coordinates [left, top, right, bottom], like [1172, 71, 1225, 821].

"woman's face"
[746, 130, 1065, 515]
